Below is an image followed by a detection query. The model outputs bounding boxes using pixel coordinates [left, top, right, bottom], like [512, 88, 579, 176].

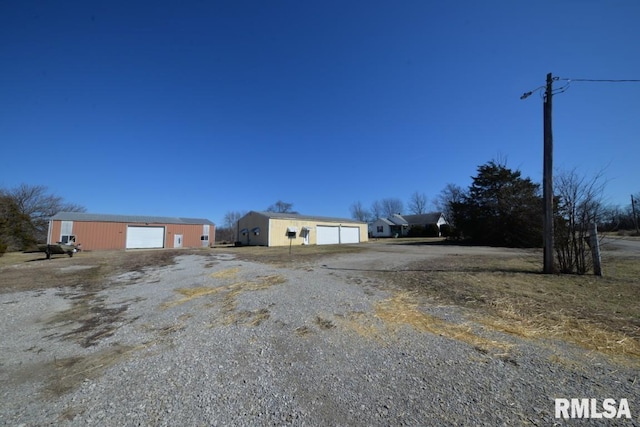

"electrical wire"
[521, 77, 640, 99]
[558, 78, 640, 82]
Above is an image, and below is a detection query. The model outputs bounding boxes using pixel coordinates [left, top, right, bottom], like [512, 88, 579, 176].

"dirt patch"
[7, 344, 141, 400]
[7, 250, 212, 349]
[0, 249, 212, 294]
[45, 293, 142, 347]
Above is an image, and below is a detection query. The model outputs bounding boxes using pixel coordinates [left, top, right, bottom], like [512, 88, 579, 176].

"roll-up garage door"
[340, 226, 360, 244]
[316, 226, 340, 245]
[126, 226, 165, 249]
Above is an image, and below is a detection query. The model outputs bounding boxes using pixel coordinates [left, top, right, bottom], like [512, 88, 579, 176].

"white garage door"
[126, 226, 165, 249]
[340, 226, 360, 244]
[316, 225, 360, 245]
[316, 226, 340, 245]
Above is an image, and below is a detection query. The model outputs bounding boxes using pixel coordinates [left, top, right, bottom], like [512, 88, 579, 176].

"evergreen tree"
[451, 161, 543, 247]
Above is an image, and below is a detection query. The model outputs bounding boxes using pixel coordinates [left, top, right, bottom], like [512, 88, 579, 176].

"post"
[589, 222, 602, 276]
[632, 194, 640, 234]
[543, 73, 555, 273]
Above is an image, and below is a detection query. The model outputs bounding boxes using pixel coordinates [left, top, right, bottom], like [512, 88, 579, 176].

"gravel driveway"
[1, 244, 638, 426]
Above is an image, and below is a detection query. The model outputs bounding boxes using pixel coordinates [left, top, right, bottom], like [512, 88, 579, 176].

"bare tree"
[380, 198, 404, 217]
[408, 191, 428, 215]
[2, 184, 86, 243]
[370, 200, 383, 220]
[223, 211, 243, 229]
[350, 201, 370, 222]
[266, 200, 297, 213]
[215, 210, 245, 243]
[433, 183, 464, 223]
[554, 169, 606, 274]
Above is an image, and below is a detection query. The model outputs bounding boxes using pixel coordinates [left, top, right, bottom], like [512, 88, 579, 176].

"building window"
[377, 226, 383, 232]
[201, 235, 209, 241]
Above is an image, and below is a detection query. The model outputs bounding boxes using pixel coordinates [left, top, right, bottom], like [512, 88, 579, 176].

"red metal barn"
[47, 212, 215, 251]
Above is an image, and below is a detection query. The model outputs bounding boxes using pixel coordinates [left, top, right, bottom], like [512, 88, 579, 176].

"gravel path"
[1, 247, 638, 426]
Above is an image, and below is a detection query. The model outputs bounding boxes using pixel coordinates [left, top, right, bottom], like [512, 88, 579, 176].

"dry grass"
[383, 253, 640, 360]
[163, 272, 287, 327]
[228, 244, 366, 266]
[43, 344, 143, 398]
[335, 311, 385, 342]
[375, 291, 513, 354]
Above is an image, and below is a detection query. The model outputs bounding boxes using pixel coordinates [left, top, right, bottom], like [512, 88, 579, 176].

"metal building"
[47, 212, 215, 251]
[236, 211, 368, 247]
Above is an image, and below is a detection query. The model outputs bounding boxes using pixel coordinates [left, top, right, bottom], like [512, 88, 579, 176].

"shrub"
[425, 223, 440, 237]
[407, 225, 425, 237]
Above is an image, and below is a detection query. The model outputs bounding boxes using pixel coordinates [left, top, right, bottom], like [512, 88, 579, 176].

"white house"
[370, 212, 448, 238]
[370, 214, 408, 238]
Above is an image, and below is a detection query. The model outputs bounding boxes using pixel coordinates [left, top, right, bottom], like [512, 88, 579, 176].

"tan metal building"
[236, 211, 368, 247]
[48, 212, 215, 251]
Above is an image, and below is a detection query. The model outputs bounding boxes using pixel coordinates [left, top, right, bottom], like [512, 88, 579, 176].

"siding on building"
[237, 211, 368, 247]
[48, 212, 215, 251]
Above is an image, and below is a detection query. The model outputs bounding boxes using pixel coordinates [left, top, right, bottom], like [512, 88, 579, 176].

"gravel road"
[1, 244, 638, 426]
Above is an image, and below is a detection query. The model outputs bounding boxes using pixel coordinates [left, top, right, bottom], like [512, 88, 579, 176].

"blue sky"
[2, 1, 639, 226]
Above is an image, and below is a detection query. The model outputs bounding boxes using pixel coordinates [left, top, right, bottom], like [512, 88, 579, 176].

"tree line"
[378, 159, 638, 275]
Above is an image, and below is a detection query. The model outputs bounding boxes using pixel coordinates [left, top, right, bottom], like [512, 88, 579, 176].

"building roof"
[388, 213, 409, 226]
[373, 217, 395, 226]
[248, 211, 365, 224]
[402, 212, 445, 225]
[50, 212, 215, 225]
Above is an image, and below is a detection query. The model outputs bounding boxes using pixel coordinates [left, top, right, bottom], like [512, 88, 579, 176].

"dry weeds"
[382, 252, 640, 360]
[230, 244, 366, 267]
[43, 344, 142, 398]
[163, 271, 287, 327]
[375, 291, 514, 355]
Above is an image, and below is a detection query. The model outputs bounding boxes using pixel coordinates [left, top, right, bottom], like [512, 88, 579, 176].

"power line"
[520, 77, 640, 99]
[557, 78, 640, 82]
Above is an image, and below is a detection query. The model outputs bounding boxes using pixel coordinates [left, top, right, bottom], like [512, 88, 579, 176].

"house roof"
[402, 212, 445, 225]
[388, 214, 409, 226]
[50, 212, 215, 225]
[373, 217, 395, 226]
[248, 211, 365, 224]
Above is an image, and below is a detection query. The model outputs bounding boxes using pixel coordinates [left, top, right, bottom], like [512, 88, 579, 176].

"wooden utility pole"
[632, 194, 640, 234]
[543, 73, 555, 274]
[588, 222, 603, 276]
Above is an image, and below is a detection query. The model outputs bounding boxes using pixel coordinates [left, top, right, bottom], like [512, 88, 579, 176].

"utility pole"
[632, 194, 640, 234]
[543, 73, 555, 274]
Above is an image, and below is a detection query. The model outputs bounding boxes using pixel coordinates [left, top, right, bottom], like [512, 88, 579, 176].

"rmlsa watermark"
[555, 398, 631, 419]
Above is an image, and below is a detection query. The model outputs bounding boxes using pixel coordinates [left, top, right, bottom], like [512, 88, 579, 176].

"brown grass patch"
[232, 244, 366, 267]
[43, 344, 142, 397]
[375, 291, 513, 354]
[315, 316, 336, 330]
[334, 311, 388, 343]
[164, 274, 287, 327]
[210, 267, 240, 279]
[219, 275, 286, 325]
[294, 325, 313, 336]
[162, 287, 224, 309]
[382, 253, 640, 360]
